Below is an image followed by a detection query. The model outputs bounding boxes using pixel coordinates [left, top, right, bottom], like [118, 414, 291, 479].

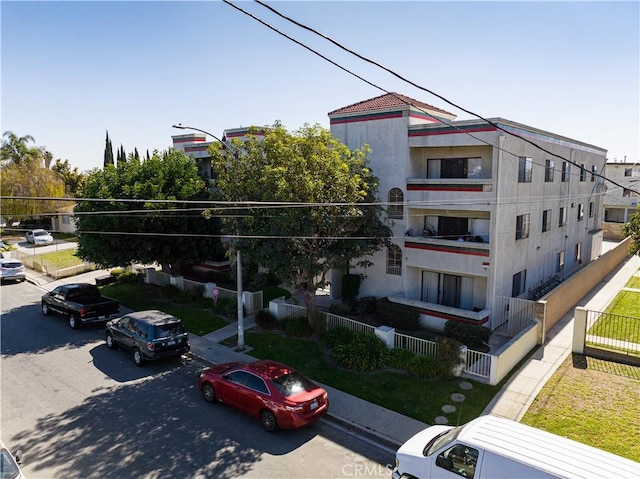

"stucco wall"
[538, 236, 632, 334]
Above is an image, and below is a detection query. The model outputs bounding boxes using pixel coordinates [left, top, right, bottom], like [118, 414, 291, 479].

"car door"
[216, 371, 251, 412]
[111, 317, 133, 349]
[237, 373, 270, 417]
[47, 286, 66, 314]
[432, 443, 480, 479]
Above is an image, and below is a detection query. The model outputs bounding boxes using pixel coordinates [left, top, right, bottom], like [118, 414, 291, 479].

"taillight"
[147, 341, 155, 351]
[285, 403, 304, 412]
[79, 308, 87, 318]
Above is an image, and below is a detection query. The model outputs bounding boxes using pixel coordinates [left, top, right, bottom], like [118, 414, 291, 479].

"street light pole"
[172, 123, 245, 351]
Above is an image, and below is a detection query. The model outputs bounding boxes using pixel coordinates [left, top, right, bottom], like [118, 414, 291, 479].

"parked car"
[41, 283, 120, 329]
[105, 310, 190, 366]
[25, 229, 54, 246]
[0, 258, 26, 283]
[198, 359, 329, 432]
[0, 440, 25, 479]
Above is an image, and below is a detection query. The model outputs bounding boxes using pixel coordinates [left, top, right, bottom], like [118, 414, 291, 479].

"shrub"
[406, 355, 441, 378]
[341, 274, 361, 302]
[283, 315, 312, 337]
[323, 326, 356, 348]
[436, 336, 464, 378]
[261, 286, 292, 307]
[329, 302, 352, 316]
[115, 271, 143, 284]
[332, 333, 388, 372]
[444, 320, 490, 347]
[358, 296, 377, 314]
[375, 298, 420, 330]
[255, 309, 279, 330]
[212, 297, 237, 317]
[386, 347, 415, 370]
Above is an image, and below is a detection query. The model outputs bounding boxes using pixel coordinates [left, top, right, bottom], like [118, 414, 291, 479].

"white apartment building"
[329, 93, 607, 331]
[602, 161, 639, 225]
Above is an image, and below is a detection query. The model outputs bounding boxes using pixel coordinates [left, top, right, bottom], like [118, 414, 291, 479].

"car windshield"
[424, 425, 463, 456]
[0, 448, 21, 479]
[271, 371, 316, 396]
[1, 261, 23, 269]
[153, 322, 185, 338]
[34, 230, 49, 236]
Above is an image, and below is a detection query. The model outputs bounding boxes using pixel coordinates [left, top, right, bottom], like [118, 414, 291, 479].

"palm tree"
[0, 131, 36, 166]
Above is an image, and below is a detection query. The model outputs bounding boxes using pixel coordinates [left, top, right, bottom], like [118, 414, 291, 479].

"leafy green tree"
[209, 122, 391, 324]
[622, 208, 640, 256]
[52, 159, 87, 197]
[103, 131, 114, 167]
[76, 149, 225, 275]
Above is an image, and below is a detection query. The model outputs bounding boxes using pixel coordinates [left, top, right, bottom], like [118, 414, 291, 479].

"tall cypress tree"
[134, 147, 140, 161]
[103, 131, 114, 167]
[119, 145, 127, 164]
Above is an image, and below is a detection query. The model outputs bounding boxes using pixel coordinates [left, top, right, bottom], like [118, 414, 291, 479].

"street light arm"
[172, 123, 238, 156]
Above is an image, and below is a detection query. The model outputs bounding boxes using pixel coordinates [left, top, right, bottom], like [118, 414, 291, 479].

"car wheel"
[106, 333, 116, 349]
[201, 383, 217, 403]
[260, 410, 278, 432]
[69, 315, 79, 329]
[41, 301, 51, 316]
[133, 348, 144, 366]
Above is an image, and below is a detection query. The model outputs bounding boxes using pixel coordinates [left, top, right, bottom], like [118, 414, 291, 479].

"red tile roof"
[328, 92, 454, 117]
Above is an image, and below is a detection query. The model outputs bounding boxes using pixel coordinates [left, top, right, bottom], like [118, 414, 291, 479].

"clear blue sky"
[2, 1, 638, 172]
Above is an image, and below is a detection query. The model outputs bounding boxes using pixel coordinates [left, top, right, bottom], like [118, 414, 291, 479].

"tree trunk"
[299, 287, 319, 330]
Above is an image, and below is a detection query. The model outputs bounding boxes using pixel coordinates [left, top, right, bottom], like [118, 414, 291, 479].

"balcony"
[406, 178, 493, 204]
[404, 236, 490, 276]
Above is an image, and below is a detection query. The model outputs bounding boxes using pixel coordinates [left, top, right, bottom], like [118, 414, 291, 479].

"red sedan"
[197, 359, 329, 432]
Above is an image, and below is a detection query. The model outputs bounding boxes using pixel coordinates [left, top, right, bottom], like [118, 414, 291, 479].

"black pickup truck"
[41, 283, 120, 329]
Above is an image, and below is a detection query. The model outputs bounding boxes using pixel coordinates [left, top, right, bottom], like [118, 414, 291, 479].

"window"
[545, 159, 554, 182]
[516, 214, 530, 240]
[62, 215, 70, 224]
[589, 202, 595, 218]
[512, 270, 527, 297]
[624, 168, 640, 177]
[559, 206, 567, 226]
[579, 164, 587, 182]
[575, 242, 582, 263]
[428, 157, 487, 179]
[557, 250, 565, 272]
[625, 168, 632, 177]
[542, 209, 552, 232]
[561, 161, 569, 182]
[518, 157, 532, 183]
[436, 444, 479, 479]
[422, 272, 473, 310]
[623, 188, 638, 198]
[387, 244, 402, 275]
[387, 188, 404, 219]
[577, 203, 584, 221]
[591, 165, 597, 182]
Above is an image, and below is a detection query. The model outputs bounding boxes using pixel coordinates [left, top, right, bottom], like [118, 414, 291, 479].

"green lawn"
[626, 276, 640, 290]
[31, 248, 85, 268]
[522, 355, 640, 462]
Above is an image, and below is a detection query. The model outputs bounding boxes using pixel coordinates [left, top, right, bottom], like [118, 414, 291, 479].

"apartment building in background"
[328, 93, 607, 332]
[602, 161, 640, 240]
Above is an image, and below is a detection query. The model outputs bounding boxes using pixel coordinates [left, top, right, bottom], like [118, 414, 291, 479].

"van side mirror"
[436, 454, 453, 470]
[14, 449, 23, 464]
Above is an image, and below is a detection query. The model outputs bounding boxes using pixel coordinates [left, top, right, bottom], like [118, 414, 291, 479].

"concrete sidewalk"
[483, 253, 640, 420]
[25, 252, 640, 450]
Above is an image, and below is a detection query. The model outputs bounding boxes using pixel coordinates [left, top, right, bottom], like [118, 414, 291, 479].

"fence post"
[572, 307, 588, 354]
[374, 325, 395, 348]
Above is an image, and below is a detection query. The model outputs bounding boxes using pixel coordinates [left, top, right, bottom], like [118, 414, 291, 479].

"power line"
[224, 0, 638, 196]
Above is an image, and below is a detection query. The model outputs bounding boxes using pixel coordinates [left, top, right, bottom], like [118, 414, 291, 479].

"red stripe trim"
[407, 184, 484, 192]
[405, 241, 489, 257]
[418, 309, 489, 325]
[330, 111, 404, 125]
[409, 125, 497, 137]
[173, 137, 206, 143]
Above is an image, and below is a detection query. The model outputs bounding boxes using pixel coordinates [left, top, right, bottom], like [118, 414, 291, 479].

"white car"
[0, 258, 26, 282]
[25, 229, 54, 246]
[0, 440, 25, 479]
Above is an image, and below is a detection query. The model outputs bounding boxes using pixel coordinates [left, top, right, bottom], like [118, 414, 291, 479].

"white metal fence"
[324, 312, 376, 335]
[394, 332, 437, 357]
[492, 296, 537, 337]
[463, 349, 492, 379]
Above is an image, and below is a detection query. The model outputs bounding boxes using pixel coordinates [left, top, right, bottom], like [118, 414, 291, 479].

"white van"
[0, 440, 25, 479]
[391, 415, 639, 479]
